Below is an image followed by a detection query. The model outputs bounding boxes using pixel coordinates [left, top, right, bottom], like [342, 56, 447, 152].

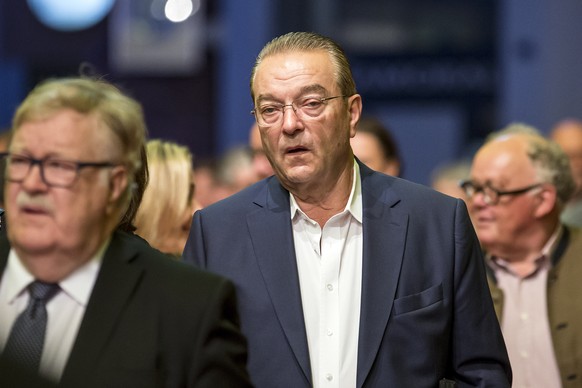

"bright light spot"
[27, 0, 115, 31]
[165, 0, 194, 23]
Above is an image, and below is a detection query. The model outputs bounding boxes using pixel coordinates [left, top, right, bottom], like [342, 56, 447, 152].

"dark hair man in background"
[350, 116, 401, 176]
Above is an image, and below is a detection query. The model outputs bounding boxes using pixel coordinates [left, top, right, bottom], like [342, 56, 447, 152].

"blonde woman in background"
[134, 139, 199, 256]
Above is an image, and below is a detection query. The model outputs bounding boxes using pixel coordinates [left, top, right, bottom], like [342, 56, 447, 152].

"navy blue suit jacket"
[183, 161, 511, 387]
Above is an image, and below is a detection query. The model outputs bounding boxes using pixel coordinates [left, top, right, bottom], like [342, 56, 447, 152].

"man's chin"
[9, 228, 54, 252]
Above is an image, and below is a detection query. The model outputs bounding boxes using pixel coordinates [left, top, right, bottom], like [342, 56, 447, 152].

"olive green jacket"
[487, 226, 582, 387]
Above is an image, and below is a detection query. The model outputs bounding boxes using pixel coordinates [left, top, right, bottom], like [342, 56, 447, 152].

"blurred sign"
[109, 0, 206, 75]
[351, 54, 496, 99]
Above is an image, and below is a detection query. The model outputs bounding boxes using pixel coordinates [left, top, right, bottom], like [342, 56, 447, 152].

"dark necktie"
[3, 281, 60, 371]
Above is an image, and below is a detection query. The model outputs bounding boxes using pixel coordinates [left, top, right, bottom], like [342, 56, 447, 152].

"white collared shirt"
[291, 160, 363, 388]
[0, 243, 107, 382]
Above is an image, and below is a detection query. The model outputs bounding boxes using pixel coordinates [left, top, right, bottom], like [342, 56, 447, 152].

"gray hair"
[488, 123, 575, 206]
[485, 122, 541, 142]
[250, 32, 357, 101]
[12, 77, 147, 211]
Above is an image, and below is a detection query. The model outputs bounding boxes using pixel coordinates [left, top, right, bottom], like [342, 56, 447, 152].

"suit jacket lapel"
[0, 232, 10, 276]
[247, 178, 312, 385]
[60, 232, 145, 386]
[356, 165, 408, 388]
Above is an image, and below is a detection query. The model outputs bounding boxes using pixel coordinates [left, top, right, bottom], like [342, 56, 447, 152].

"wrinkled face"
[468, 139, 542, 254]
[252, 50, 360, 189]
[5, 109, 125, 259]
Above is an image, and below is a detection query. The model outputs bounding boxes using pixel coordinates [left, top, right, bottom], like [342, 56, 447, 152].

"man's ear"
[348, 94, 362, 138]
[107, 165, 129, 210]
[533, 184, 557, 218]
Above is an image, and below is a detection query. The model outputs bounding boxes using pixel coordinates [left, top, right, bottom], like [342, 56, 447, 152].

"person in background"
[431, 159, 472, 200]
[0, 131, 10, 151]
[350, 116, 401, 176]
[195, 146, 258, 208]
[184, 31, 511, 387]
[117, 144, 148, 233]
[133, 139, 199, 257]
[192, 158, 221, 208]
[215, 145, 257, 197]
[460, 123, 581, 387]
[0, 130, 11, 209]
[0, 77, 251, 387]
[249, 122, 274, 180]
[550, 118, 582, 227]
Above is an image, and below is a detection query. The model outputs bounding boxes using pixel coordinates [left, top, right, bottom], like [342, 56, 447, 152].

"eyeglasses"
[459, 180, 542, 205]
[251, 95, 347, 126]
[0, 152, 118, 188]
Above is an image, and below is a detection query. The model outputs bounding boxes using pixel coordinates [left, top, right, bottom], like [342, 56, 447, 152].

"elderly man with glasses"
[0, 77, 251, 387]
[184, 31, 511, 388]
[460, 123, 582, 388]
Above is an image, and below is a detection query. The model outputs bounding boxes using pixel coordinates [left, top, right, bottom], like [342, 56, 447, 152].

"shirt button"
[520, 350, 529, 358]
[520, 313, 529, 321]
[326, 284, 334, 291]
[326, 374, 333, 381]
[326, 329, 333, 336]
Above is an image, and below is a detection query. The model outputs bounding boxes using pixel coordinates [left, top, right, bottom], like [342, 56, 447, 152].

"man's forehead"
[473, 146, 533, 183]
[12, 111, 109, 154]
[259, 54, 333, 77]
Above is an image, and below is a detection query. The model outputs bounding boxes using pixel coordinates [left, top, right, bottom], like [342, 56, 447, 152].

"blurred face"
[350, 131, 399, 176]
[192, 165, 218, 208]
[468, 138, 543, 256]
[433, 178, 468, 201]
[5, 109, 126, 275]
[252, 50, 361, 191]
[551, 124, 582, 196]
[249, 122, 274, 180]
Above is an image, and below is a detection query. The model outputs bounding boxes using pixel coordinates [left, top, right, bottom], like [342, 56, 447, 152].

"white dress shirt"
[0, 243, 106, 382]
[291, 160, 363, 388]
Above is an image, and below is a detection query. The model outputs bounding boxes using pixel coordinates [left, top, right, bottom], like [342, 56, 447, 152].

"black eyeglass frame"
[459, 179, 543, 205]
[250, 95, 347, 126]
[0, 152, 119, 188]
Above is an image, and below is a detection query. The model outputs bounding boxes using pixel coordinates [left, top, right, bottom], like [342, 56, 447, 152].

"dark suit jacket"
[0, 230, 252, 388]
[183, 161, 512, 388]
[0, 355, 57, 388]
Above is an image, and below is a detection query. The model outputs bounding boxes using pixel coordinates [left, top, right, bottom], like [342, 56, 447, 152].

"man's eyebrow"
[299, 84, 327, 96]
[255, 94, 278, 105]
[255, 85, 330, 105]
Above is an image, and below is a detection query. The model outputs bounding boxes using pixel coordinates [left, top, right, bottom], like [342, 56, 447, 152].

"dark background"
[1, 0, 581, 185]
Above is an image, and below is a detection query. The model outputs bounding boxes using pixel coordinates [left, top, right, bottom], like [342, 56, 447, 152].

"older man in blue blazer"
[184, 31, 511, 388]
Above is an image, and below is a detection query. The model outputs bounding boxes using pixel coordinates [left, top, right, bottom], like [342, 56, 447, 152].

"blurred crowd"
[1, 29, 581, 388]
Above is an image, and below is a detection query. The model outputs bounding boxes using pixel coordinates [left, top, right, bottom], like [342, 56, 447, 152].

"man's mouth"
[286, 146, 308, 154]
[21, 205, 49, 215]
